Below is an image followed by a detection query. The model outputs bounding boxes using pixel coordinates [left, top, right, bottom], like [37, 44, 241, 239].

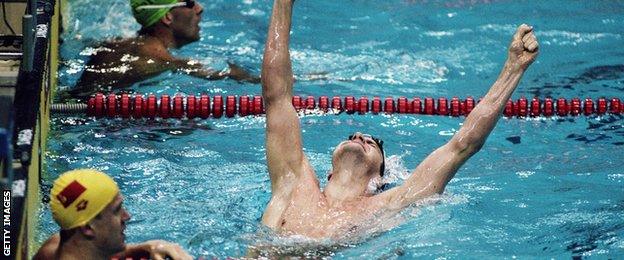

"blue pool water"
[41, 0, 623, 258]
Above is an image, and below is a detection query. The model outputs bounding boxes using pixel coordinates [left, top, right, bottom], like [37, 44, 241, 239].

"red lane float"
[186, 95, 197, 119]
[94, 93, 104, 117]
[199, 94, 210, 119]
[372, 97, 382, 114]
[424, 97, 435, 115]
[530, 97, 540, 117]
[584, 98, 594, 116]
[517, 97, 528, 117]
[146, 94, 157, 119]
[611, 98, 621, 114]
[213, 95, 223, 118]
[107, 93, 116, 118]
[412, 98, 422, 114]
[239, 96, 250, 116]
[358, 97, 369, 115]
[306, 96, 316, 111]
[438, 98, 448, 116]
[570, 98, 581, 116]
[451, 97, 461, 117]
[253, 95, 263, 115]
[173, 95, 184, 119]
[345, 96, 356, 114]
[133, 94, 143, 118]
[80, 93, 624, 120]
[226, 95, 236, 118]
[159, 95, 170, 119]
[464, 97, 475, 115]
[120, 94, 130, 118]
[557, 98, 568, 116]
[384, 97, 394, 114]
[292, 96, 302, 111]
[319, 96, 329, 112]
[543, 98, 554, 117]
[504, 100, 514, 117]
[397, 97, 408, 114]
[332, 96, 342, 111]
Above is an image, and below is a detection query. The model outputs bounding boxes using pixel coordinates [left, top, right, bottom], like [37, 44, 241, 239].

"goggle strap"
[136, 2, 187, 11]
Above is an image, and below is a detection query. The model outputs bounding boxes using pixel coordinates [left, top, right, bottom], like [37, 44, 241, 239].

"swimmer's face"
[170, 0, 203, 44]
[332, 132, 384, 178]
[89, 194, 131, 254]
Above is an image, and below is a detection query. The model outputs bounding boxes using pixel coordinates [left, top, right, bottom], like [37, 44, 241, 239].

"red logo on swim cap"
[75, 199, 88, 211]
[57, 180, 87, 208]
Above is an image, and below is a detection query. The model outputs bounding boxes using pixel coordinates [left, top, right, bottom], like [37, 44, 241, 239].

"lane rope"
[50, 92, 623, 119]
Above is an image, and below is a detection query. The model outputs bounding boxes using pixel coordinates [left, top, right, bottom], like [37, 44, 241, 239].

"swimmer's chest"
[279, 192, 378, 238]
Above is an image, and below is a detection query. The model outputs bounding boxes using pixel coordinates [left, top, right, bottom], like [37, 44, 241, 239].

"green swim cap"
[130, 0, 178, 28]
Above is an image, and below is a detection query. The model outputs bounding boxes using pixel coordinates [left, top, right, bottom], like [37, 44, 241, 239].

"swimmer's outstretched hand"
[141, 240, 193, 260]
[507, 24, 539, 71]
[227, 61, 261, 83]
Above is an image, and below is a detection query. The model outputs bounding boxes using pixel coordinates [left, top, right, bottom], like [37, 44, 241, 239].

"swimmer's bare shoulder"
[33, 233, 60, 260]
[86, 38, 141, 66]
[73, 37, 177, 96]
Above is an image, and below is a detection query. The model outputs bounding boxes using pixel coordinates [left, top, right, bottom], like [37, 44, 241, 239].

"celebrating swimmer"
[34, 169, 192, 260]
[260, 0, 538, 241]
[69, 0, 260, 98]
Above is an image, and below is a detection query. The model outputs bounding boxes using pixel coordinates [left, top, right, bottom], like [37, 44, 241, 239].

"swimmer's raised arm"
[261, 0, 309, 194]
[380, 24, 539, 210]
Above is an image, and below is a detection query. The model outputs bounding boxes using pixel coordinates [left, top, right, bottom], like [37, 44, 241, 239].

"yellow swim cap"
[50, 169, 120, 230]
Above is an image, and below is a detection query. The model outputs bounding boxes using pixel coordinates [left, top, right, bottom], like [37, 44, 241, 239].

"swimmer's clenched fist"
[508, 24, 539, 70]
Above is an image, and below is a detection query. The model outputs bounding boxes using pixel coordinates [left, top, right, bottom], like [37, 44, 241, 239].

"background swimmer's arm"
[380, 24, 539, 210]
[262, 0, 308, 194]
[174, 59, 261, 83]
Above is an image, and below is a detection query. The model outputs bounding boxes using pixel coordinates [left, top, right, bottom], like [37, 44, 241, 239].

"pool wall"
[4, 0, 61, 259]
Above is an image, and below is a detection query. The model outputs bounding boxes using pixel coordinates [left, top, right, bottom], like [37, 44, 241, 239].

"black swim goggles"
[347, 134, 384, 150]
[346, 133, 386, 176]
[136, 0, 196, 11]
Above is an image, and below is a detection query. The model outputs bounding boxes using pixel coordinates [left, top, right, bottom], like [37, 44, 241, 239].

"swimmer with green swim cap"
[34, 169, 193, 260]
[69, 0, 259, 99]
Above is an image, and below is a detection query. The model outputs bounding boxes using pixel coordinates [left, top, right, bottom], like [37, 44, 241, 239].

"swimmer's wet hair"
[374, 137, 385, 177]
[375, 137, 387, 192]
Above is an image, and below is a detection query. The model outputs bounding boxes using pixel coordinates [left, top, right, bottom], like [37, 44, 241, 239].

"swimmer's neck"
[139, 26, 184, 49]
[323, 166, 375, 207]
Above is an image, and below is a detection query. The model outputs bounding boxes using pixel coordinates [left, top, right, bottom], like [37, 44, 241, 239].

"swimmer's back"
[71, 37, 176, 98]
